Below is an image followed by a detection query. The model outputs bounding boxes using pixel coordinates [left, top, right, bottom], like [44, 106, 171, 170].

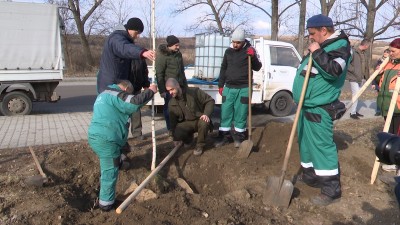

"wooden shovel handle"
[370, 70, 400, 184]
[248, 55, 252, 138]
[29, 146, 47, 179]
[116, 143, 183, 214]
[280, 54, 313, 178]
[335, 57, 390, 127]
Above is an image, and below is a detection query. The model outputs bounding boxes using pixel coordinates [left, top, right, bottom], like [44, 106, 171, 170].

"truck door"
[264, 45, 300, 99]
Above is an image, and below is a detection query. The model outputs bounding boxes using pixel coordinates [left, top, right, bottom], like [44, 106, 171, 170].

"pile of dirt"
[0, 118, 399, 225]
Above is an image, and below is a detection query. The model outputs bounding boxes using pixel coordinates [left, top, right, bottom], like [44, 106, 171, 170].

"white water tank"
[194, 33, 230, 80]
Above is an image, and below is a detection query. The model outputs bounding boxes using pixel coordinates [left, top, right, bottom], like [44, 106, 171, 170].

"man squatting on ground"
[215, 28, 262, 148]
[88, 80, 157, 212]
[292, 14, 352, 206]
[166, 78, 215, 156]
[156, 35, 188, 135]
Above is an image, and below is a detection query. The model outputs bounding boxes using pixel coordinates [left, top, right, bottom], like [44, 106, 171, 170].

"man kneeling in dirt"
[166, 78, 215, 156]
[88, 80, 157, 211]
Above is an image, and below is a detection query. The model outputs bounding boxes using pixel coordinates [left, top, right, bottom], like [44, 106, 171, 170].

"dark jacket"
[97, 25, 144, 93]
[293, 30, 352, 107]
[129, 58, 150, 93]
[346, 46, 367, 83]
[377, 60, 400, 116]
[218, 40, 262, 88]
[168, 87, 215, 132]
[155, 44, 188, 94]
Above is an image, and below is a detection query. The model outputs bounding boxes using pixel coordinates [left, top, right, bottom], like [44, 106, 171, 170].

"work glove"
[247, 47, 255, 57]
[219, 87, 223, 96]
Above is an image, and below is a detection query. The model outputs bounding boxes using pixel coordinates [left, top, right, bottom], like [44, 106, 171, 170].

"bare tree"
[297, 0, 306, 54]
[320, 0, 337, 15]
[67, 0, 104, 69]
[174, 0, 250, 34]
[241, 0, 299, 40]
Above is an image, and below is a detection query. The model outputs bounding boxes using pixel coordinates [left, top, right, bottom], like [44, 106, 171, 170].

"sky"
[10, 0, 274, 37]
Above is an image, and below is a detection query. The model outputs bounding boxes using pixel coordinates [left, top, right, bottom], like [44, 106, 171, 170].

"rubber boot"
[233, 131, 246, 148]
[298, 167, 321, 188]
[311, 175, 341, 206]
[214, 131, 232, 147]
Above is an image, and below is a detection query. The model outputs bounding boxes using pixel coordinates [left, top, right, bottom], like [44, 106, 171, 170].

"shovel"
[237, 55, 254, 158]
[25, 146, 48, 187]
[263, 54, 313, 207]
[370, 70, 400, 184]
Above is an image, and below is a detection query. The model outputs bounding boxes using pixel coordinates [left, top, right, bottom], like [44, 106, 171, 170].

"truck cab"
[0, 2, 64, 116]
[148, 35, 302, 117]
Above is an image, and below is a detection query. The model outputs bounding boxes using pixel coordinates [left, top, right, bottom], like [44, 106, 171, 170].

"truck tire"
[0, 91, 32, 116]
[269, 91, 293, 117]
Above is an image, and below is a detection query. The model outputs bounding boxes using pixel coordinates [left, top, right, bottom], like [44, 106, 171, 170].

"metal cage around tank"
[194, 33, 231, 80]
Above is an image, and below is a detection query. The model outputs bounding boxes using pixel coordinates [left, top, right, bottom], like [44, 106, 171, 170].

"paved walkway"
[0, 98, 380, 149]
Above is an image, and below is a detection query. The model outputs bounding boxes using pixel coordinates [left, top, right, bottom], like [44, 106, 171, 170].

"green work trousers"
[219, 87, 249, 132]
[174, 119, 210, 147]
[297, 107, 339, 176]
[88, 136, 121, 207]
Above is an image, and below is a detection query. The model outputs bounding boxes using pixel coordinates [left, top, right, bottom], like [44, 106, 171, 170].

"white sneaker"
[382, 164, 397, 172]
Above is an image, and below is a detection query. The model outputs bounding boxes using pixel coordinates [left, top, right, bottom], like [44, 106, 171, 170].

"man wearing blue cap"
[292, 14, 352, 206]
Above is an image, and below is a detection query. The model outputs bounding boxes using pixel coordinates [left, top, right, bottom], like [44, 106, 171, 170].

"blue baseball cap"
[306, 14, 333, 28]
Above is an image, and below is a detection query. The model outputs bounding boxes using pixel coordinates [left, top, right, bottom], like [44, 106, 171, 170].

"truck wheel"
[0, 91, 32, 116]
[269, 91, 293, 117]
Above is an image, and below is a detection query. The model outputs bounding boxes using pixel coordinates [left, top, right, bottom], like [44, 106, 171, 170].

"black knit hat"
[166, 35, 179, 47]
[124, 18, 144, 32]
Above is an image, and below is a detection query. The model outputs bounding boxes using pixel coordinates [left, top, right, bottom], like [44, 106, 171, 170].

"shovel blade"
[237, 140, 253, 158]
[25, 175, 45, 187]
[262, 176, 294, 208]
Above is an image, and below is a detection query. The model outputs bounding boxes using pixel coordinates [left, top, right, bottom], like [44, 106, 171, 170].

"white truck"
[0, 1, 64, 116]
[149, 33, 302, 117]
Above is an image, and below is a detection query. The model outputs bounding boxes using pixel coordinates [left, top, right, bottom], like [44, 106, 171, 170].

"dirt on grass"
[0, 116, 399, 225]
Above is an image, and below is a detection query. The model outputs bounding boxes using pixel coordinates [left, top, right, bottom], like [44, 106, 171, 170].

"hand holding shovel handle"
[370, 70, 400, 184]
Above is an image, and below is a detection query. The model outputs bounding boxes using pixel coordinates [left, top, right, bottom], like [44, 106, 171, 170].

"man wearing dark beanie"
[292, 14, 352, 206]
[97, 17, 155, 93]
[155, 35, 188, 136]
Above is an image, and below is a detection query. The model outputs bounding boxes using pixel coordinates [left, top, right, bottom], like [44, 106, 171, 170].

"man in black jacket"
[215, 28, 262, 148]
[97, 17, 155, 93]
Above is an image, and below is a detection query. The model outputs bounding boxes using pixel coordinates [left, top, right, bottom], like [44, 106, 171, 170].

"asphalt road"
[29, 80, 378, 127]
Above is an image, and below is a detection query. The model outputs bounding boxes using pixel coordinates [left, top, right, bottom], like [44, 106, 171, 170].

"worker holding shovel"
[215, 28, 262, 148]
[292, 14, 352, 206]
[88, 80, 157, 212]
[377, 38, 400, 174]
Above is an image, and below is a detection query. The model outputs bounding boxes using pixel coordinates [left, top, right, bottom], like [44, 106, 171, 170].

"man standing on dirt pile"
[155, 35, 188, 137]
[88, 80, 157, 212]
[214, 28, 262, 148]
[292, 14, 352, 206]
[346, 39, 371, 120]
[166, 78, 215, 156]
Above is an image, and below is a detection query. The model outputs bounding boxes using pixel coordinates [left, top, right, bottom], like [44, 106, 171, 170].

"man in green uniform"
[166, 78, 215, 156]
[215, 28, 262, 148]
[88, 80, 157, 211]
[292, 14, 352, 206]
